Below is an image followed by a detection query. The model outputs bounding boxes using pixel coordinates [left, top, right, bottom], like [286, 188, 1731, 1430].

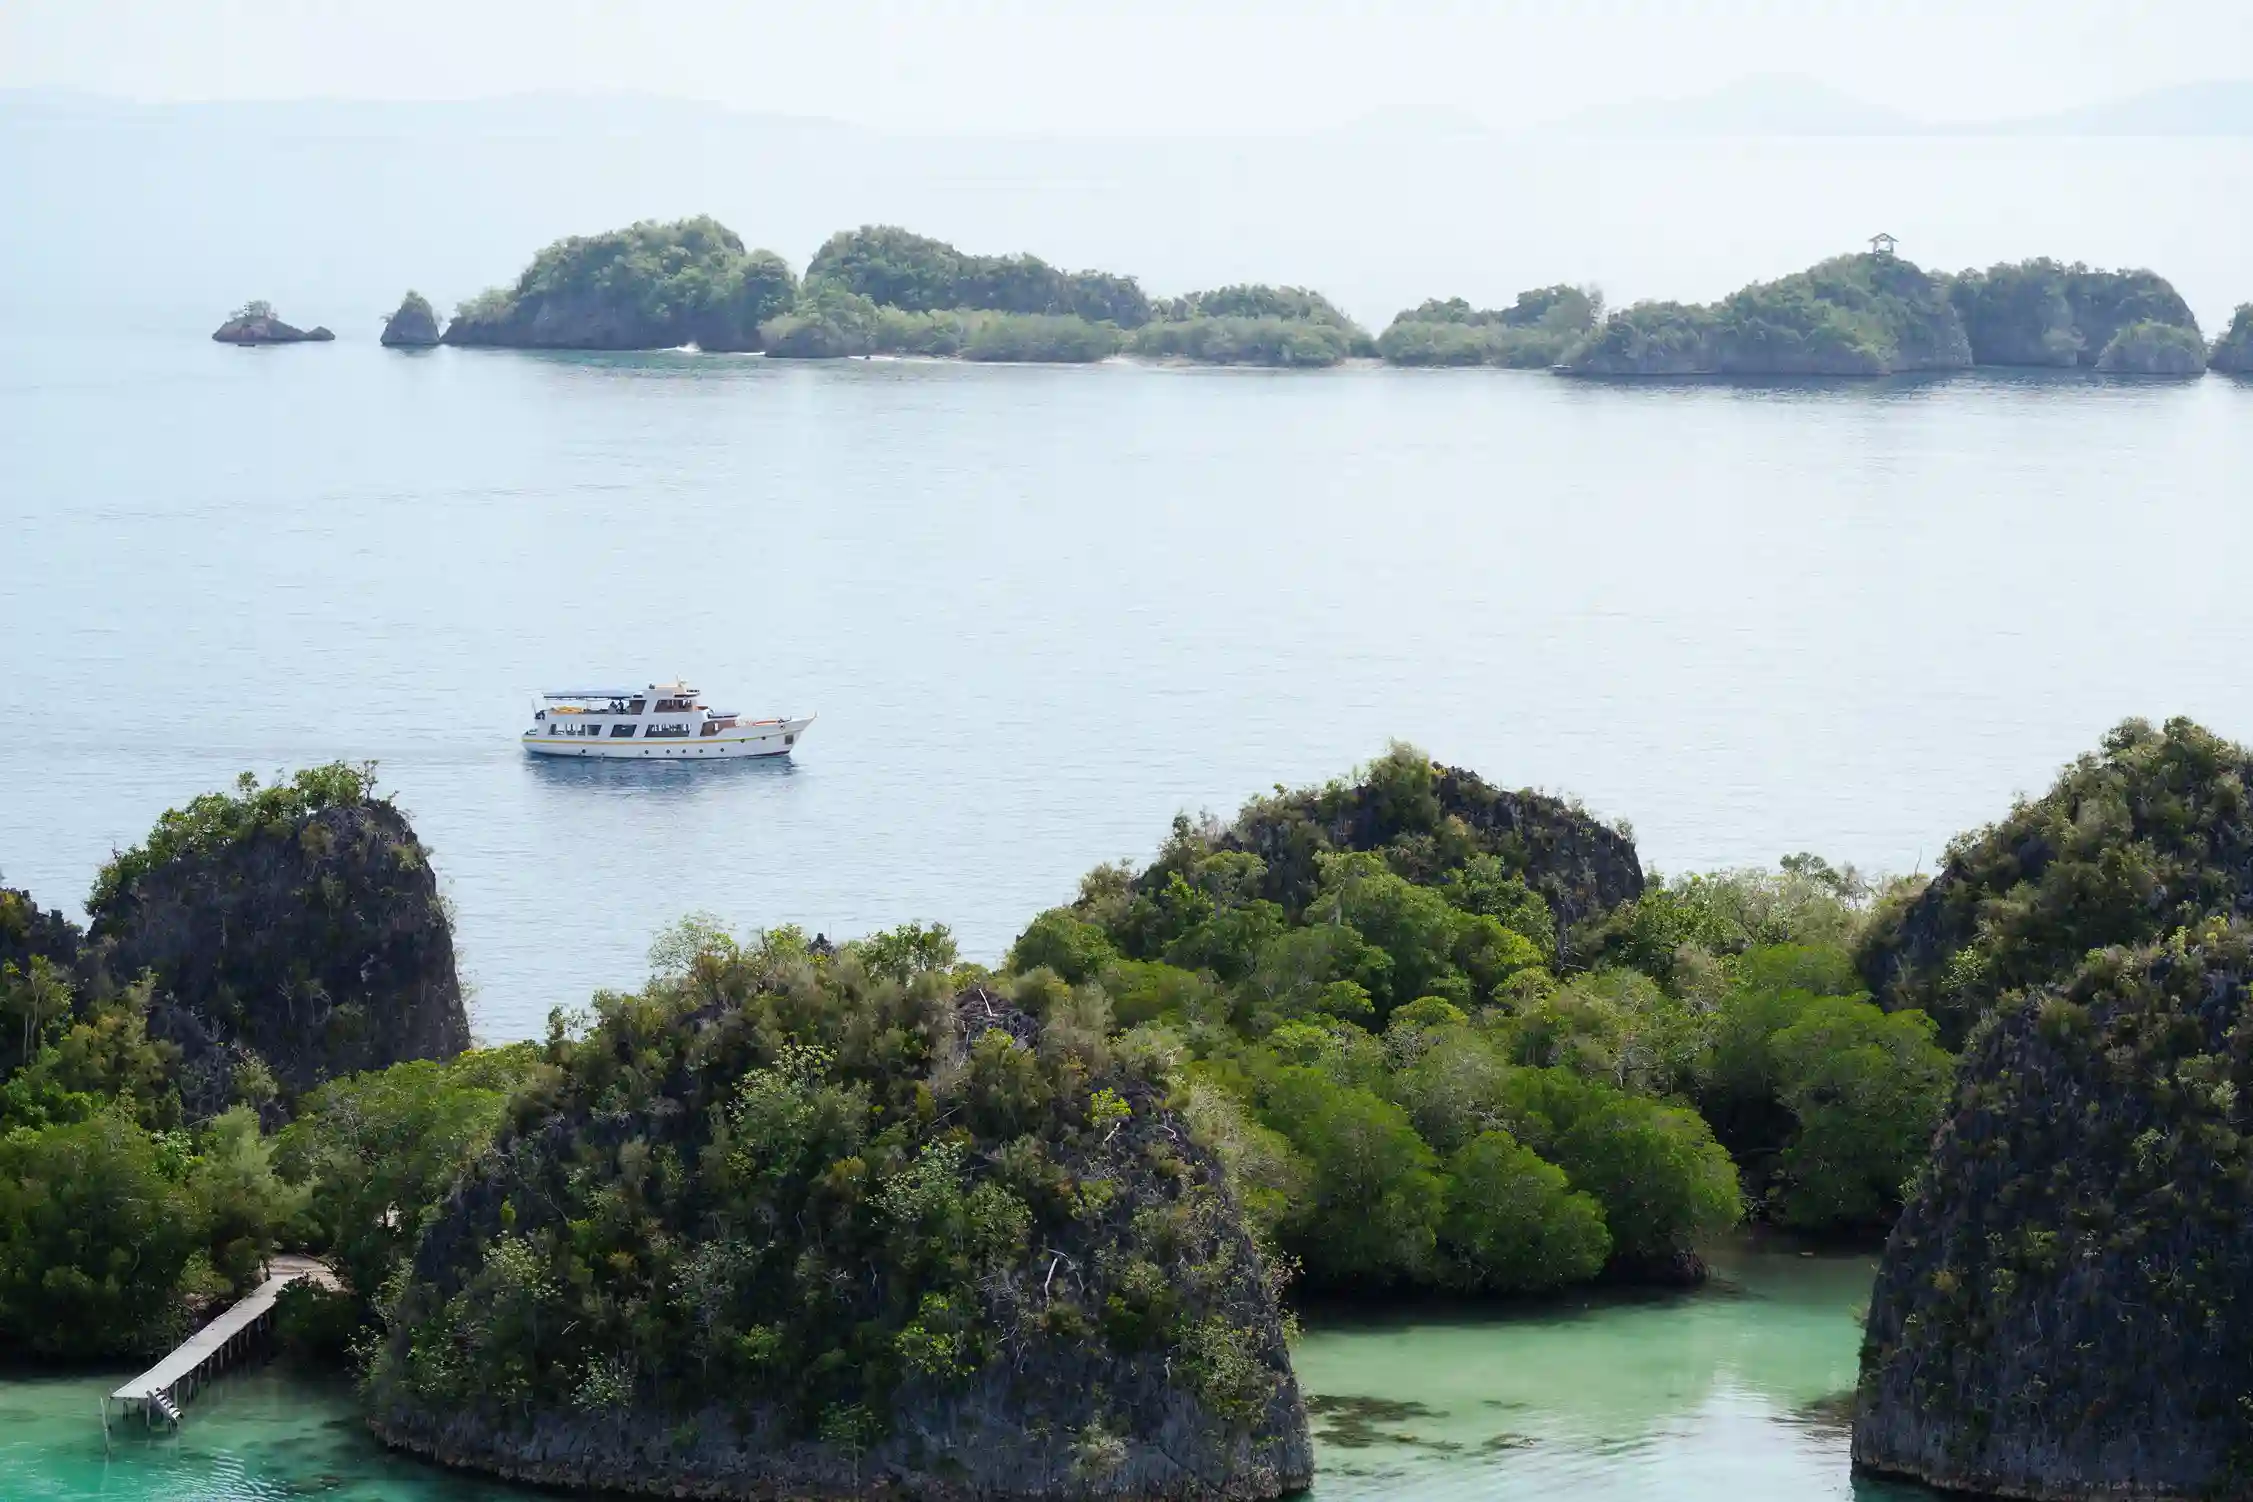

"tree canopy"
[804, 224, 1151, 326]
[445, 217, 798, 352]
[1949, 260, 2200, 369]
[1378, 286, 1603, 368]
[1566, 253, 1971, 376]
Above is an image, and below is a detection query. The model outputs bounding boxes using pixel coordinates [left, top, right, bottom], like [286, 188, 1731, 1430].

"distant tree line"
[423, 219, 2253, 376]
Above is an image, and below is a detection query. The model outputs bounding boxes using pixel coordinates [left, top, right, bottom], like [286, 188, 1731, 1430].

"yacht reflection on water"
[521, 746, 802, 798]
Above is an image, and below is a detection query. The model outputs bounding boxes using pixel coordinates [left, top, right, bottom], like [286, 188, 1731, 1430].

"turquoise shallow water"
[0, 1368, 519, 1502]
[1294, 1243, 1931, 1501]
[0, 1245, 1929, 1501]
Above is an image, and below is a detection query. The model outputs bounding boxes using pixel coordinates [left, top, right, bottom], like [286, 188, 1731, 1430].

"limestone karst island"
[11, 719, 2253, 1498]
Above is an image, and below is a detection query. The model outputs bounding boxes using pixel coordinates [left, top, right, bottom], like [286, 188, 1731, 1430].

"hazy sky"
[6, 0, 2248, 133]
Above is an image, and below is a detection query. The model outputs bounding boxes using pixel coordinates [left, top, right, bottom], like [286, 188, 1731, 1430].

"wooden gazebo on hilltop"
[1868, 232, 1899, 258]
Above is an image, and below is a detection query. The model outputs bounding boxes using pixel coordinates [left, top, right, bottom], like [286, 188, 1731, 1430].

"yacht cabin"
[523, 682, 813, 760]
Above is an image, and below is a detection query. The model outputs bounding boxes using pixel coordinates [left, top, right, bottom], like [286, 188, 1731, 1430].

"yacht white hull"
[522, 715, 813, 760]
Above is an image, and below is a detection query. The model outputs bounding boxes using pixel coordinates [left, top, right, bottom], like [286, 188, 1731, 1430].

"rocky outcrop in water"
[86, 765, 469, 1116]
[2211, 305, 2253, 374]
[212, 302, 335, 344]
[381, 291, 442, 348]
[1853, 922, 2253, 1499]
[368, 966, 1310, 1501]
[1858, 717, 2253, 1046]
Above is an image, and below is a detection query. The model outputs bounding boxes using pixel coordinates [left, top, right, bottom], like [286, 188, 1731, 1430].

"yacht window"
[701, 722, 720, 736]
[548, 724, 557, 735]
[626, 700, 646, 715]
[609, 724, 638, 738]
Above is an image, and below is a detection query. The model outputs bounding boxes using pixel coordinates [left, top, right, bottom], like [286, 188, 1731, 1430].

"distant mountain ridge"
[6, 85, 2253, 340]
[1550, 74, 2253, 137]
[1549, 75, 1918, 137]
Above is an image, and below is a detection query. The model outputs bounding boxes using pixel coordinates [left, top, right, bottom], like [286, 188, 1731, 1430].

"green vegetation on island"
[758, 225, 1144, 363]
[1854, 717, 2253, 1499]
[444, 217, 798, 352]
[413, 223, 2236, 382]
[1129, 285, 1375, 368]
[1377, 286, 1602, 368]
[439, 217, 1375, 368]
[1858, 716, 2253, 1046]
[1948, 259, 2202, 369]
[2211, 304, 2253, 373]
[52, 724, 2253, 1498]
[2093, 319, 2207, 374]
[1009, 747, 1952, 1292]
[86, 762, 471, 1114]
[366, 933, 1310, 1498]
[802, 224, 1152, 325]
[760, 291, 1125, 364]
[0, 766, 475, 1356]
[1563, 252, 1971, 376]
[1856, 922, 2253, 1499]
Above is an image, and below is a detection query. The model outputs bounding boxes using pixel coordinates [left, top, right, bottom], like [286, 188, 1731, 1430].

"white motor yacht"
[523, 682, 813, 760]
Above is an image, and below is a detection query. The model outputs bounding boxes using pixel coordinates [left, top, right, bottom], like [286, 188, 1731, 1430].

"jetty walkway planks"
[105, 1253, 340, 1430]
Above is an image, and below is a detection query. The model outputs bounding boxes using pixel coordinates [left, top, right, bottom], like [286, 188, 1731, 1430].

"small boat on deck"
[523, 682, 813, 760]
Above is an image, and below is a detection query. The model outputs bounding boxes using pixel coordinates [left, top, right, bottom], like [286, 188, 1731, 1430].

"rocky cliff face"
[87, 779, 469, 1116]
[1859, 717, 2253, 1046]
[2211, 305, 2253, 374]
[368, 976, 1310, 1501]
[1427, 767, 1644, 937]
[381, 291, 442, 347]
[1853, 923, 2253, 1499]
[443, 288, 665, 349]
[212, 307, 335, 344]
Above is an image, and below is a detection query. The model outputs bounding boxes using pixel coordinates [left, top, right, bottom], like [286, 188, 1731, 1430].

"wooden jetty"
[103, 1253, 339, 1432]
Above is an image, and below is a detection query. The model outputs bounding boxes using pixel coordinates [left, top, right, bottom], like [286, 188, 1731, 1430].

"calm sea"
[7, 336, 2253, 1039]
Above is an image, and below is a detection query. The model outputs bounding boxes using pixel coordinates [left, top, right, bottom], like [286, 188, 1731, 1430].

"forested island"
[12, 725, 2253, 1497]
[1552, 251, 2232, 378]
[437, 219, 1372, 368]
[405, 216, 2253, 378]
